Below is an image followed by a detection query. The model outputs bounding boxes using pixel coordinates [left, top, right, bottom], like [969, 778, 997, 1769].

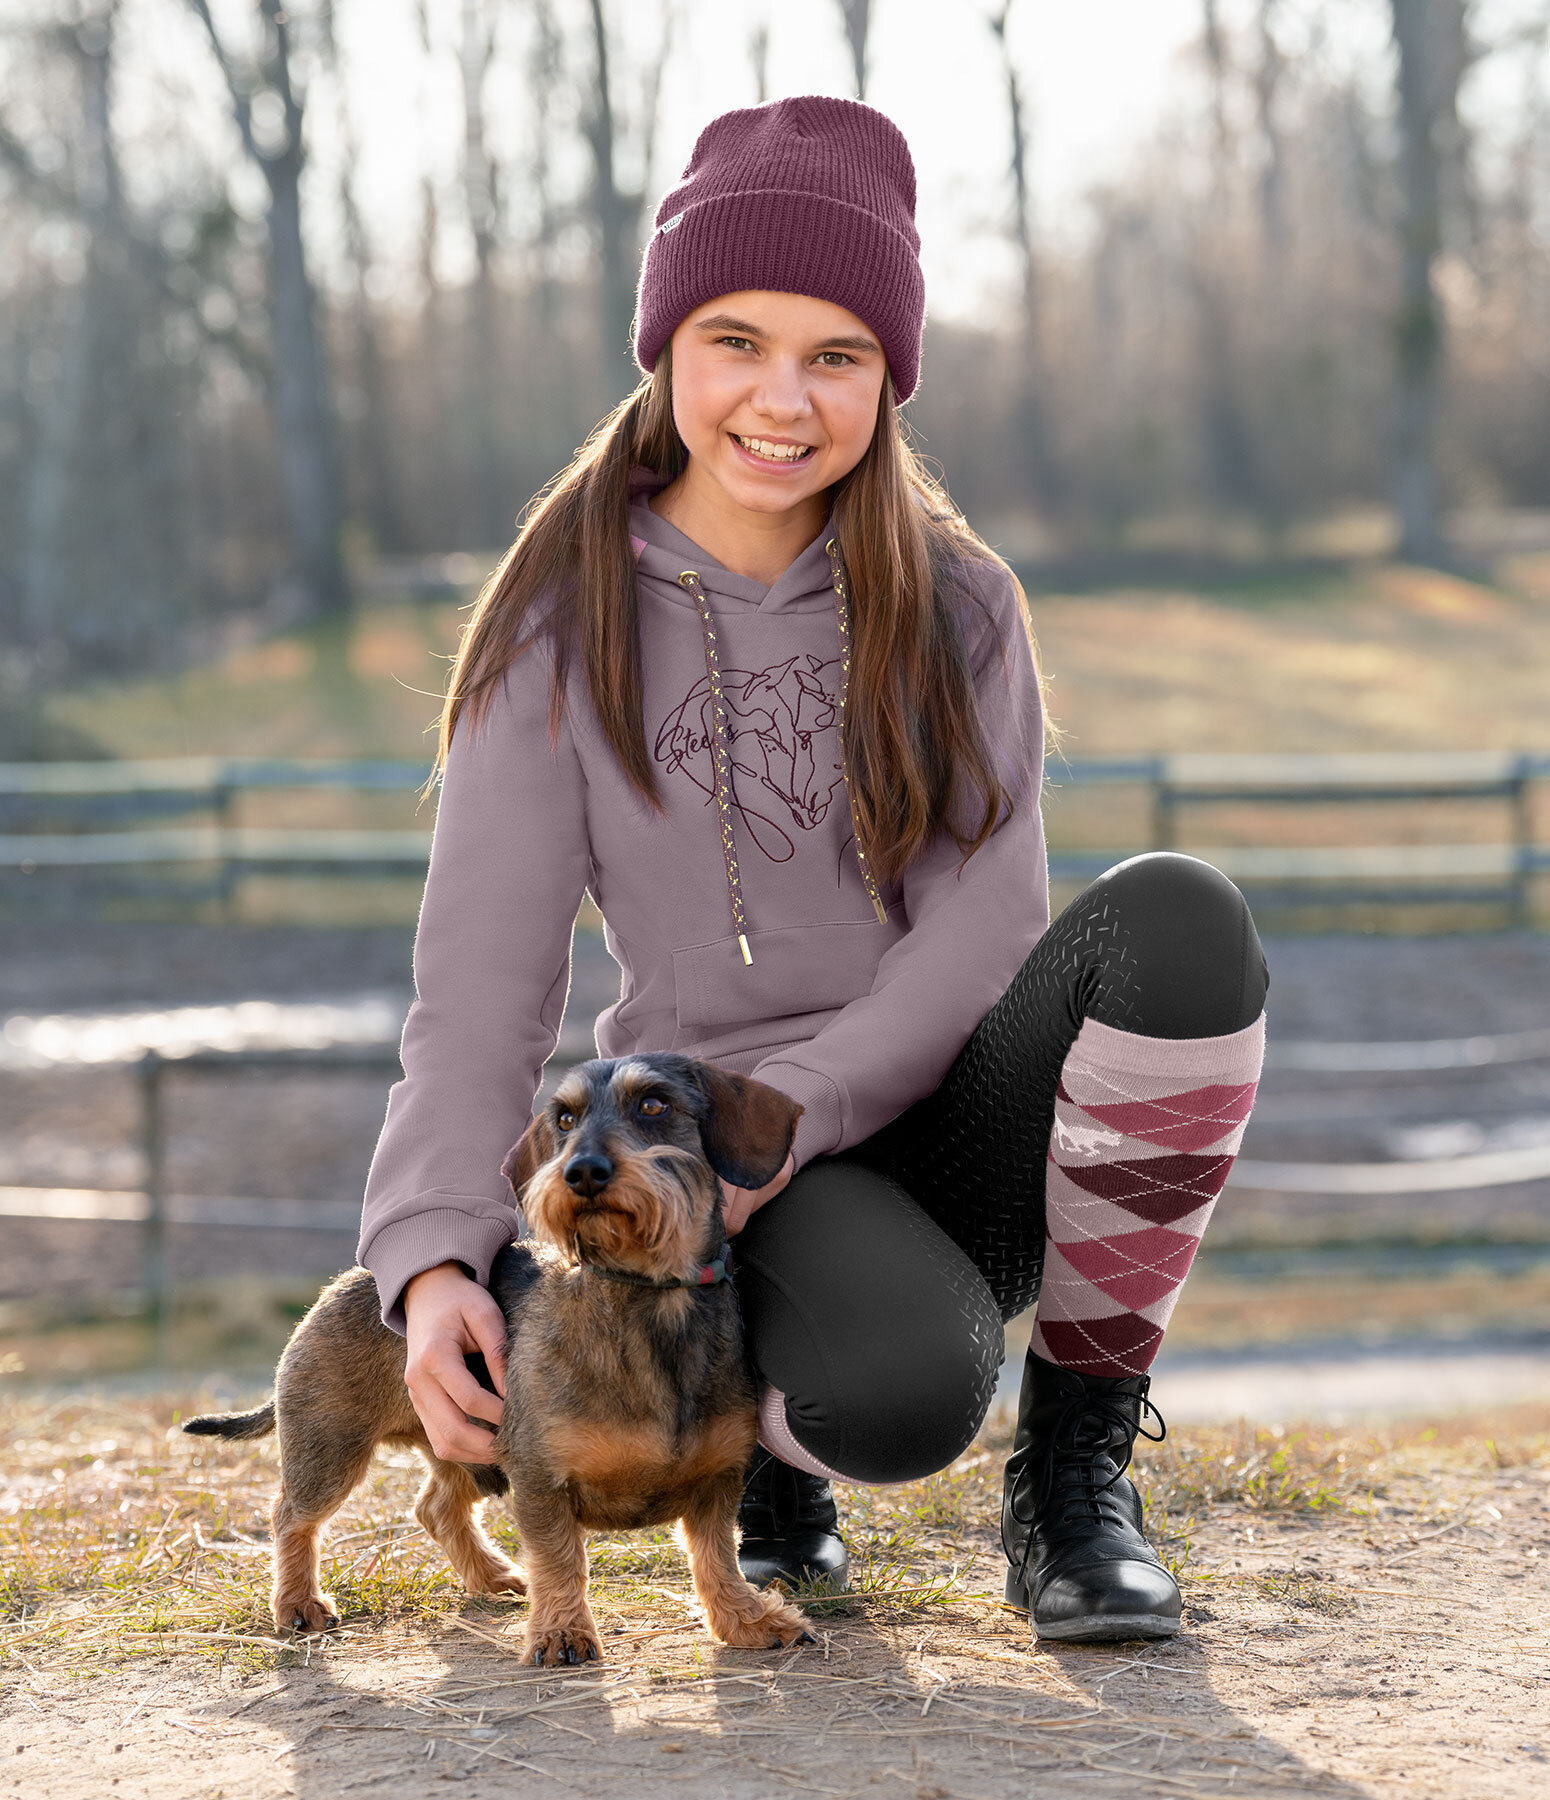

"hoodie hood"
[625, 463, 888, 962]
[627, 464, 840, 614]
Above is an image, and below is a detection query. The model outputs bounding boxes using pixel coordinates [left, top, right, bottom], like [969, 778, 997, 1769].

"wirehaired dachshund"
[182, 1053, 816, 1664]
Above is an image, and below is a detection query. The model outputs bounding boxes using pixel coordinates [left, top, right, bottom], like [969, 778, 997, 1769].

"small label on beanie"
[658, 211, 684, 234]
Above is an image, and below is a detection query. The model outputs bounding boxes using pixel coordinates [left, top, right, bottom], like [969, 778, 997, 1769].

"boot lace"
[1001, 1377, 1167, 1582]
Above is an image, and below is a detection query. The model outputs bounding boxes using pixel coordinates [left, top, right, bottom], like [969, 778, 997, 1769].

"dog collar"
[578, 1247, 731, 1290]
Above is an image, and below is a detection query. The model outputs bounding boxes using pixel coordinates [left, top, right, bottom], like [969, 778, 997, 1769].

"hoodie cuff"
[361, 1206, 520, 1336]
[746, 1061, 845, 1172]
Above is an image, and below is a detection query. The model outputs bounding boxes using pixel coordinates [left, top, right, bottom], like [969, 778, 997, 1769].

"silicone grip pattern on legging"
[841, 855, 1266, 1322]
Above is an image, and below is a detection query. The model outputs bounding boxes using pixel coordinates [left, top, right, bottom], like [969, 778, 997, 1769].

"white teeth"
[736, 436, 813, 462]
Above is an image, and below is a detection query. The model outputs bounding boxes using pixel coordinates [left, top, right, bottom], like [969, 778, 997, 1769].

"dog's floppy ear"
[691, 1064, 804, 1191]
[501, 1111, 555, 1201]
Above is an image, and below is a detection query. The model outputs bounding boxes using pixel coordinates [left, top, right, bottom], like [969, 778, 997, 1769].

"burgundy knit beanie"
[633, 94, 926, 401]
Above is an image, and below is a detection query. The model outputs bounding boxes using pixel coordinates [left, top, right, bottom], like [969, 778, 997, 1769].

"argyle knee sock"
[1028, 1011, 1266, 1377]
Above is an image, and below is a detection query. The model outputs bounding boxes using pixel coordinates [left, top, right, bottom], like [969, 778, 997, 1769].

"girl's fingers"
[407, 1364, 500, 1463]
[437, 1345, 506, 1429]
[466, 1291, 509, 1398]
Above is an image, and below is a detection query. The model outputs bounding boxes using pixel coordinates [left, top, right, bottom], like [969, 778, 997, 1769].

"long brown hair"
[427, 345, 1053, 887]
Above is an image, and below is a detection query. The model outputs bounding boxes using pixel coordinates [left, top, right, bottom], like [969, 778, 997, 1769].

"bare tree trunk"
[1202, 0, 1231, 167]
[460, 0, 507, 544]
[526, 0, 564, 333]
[190, 0, 348, 615]
[338, 177, 402, 556]
[1194, 1, 1262, 518]
[24, 7, 120, 658]
[989, 2, 1059, 509]
[584, 0, 637, 399]
[321, 9, 402, 556]
[582, 0, 674, 399]
[749, 18, 770, 103]
[1389, 0, 1469, 565]
[836, 0, 870, 99]
[1256, 0, 1287, 255]
[22, 1, 177, 671]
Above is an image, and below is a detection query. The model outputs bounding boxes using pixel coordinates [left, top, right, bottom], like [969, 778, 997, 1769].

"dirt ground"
[2, 1393, 1547, 1800]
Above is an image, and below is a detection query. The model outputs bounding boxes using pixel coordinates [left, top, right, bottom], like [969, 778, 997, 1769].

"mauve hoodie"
[359, 465, 1050, 1331]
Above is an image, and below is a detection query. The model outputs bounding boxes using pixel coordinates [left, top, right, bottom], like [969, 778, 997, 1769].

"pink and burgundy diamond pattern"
[1028, 1013, 1266, 1376]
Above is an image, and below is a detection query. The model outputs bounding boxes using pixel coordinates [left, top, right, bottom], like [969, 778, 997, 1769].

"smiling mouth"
[730, 433, 817, 464]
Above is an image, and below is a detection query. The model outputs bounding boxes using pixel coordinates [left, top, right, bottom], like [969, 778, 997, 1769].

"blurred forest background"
[2, 0, 1549, 727]
[4, 0, 1550, 1414]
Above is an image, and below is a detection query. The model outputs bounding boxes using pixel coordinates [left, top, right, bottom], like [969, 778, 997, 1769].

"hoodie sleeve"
[746, 559, 1049, 1171]
[357, 633, 592, 1333]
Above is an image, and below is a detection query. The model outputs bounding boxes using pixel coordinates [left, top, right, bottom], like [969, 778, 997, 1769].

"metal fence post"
[1510, 759, 1533, 930]
[137, 1049, 171, 1364]
[1151, 773, 1176, 852]
[214, 778, 237, 925]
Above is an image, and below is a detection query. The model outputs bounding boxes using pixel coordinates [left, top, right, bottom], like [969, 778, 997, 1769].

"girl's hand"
[720, 1148, 796, 1238]
[402, 1262, 508, 1464]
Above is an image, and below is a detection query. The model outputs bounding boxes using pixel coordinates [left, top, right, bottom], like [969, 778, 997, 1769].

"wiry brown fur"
[182, 1054, 812, 1664]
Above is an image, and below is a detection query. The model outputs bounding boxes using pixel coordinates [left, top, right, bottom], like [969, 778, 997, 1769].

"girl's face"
[667, 290, 887, 517]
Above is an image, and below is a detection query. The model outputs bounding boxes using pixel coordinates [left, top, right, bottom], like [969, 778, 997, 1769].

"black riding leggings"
[731, 852, 1269, 1485]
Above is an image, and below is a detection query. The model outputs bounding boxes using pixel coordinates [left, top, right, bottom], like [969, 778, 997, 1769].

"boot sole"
[1034, 1612, 1181, 1644]
[1005, 1563, 1181, 1644]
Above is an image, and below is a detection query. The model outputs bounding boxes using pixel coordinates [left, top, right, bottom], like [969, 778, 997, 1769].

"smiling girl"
[359, 95, 1268, 1645]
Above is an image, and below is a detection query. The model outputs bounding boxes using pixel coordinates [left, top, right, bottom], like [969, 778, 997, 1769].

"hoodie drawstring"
[676, 536, 889, 968]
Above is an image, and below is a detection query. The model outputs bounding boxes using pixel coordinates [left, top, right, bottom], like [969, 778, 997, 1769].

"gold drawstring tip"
[871, 894, 888, 924]
[738, 934, 753, 965]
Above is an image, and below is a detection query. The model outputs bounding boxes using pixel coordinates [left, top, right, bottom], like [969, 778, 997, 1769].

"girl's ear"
[501, 1113, 556, 1200]
[691, 1063, 804, 1190]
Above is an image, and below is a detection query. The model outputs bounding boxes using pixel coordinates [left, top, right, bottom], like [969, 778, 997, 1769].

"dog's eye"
[638, 1097, 669, 1118]
[556, 1110, 576, 1132]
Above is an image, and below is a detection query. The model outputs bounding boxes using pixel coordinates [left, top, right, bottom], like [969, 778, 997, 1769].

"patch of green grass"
[1134, 1423, 1374, 1516]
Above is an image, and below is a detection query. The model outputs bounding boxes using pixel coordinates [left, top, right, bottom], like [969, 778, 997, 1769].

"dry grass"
[22, 563, 1550, 933]
[38, 562, 1550, 768]
[4, 1394, 1548, 1799]
[2, 1387, 1541, 1684]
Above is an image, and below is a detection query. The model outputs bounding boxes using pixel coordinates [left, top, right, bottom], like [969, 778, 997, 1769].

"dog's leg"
[413, 1459, 526, 1598]
[271, 1432, 378, 1633]
[681, 1473, 816, 1650]
[510, 1486, 600, 1665]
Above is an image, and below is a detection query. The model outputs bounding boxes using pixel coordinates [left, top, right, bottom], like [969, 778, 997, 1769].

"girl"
[359, 94, 1268, 1645]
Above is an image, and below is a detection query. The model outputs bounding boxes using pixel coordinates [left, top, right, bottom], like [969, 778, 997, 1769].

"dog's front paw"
[709, 1587, 815, 1650]
[525, 1620, 602, 1666]
[276, 1590, 341, 1634]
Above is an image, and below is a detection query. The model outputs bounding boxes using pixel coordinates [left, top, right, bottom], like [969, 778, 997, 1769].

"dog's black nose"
[563, 1152, 613, 1197]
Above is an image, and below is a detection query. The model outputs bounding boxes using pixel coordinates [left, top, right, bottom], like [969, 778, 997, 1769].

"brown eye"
[639, 1097, 669, 1118]
[556, 1110, 576, 1132]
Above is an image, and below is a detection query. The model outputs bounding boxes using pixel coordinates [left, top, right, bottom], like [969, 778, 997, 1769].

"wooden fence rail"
[2, 752, 1547, 920]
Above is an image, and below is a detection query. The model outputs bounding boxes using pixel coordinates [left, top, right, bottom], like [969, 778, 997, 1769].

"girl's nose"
[750, 359, 814, 422]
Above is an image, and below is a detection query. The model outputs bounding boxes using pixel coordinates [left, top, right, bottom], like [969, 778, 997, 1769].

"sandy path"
[5, 1436, 1547, 1800]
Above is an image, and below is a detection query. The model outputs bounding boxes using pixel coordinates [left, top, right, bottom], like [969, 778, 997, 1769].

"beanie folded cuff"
[635, 187, 925, 399]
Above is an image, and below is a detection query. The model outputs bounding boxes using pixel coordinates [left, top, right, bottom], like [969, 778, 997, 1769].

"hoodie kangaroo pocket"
[671, 913, 901, 1035]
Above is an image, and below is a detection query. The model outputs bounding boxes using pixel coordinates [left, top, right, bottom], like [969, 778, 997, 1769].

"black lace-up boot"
[736, 1448, 849, 1592]
[1000, 1345, 1179, 1642]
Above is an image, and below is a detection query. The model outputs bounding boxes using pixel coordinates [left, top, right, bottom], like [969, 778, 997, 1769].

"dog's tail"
[181, 1400, 277, 1440]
